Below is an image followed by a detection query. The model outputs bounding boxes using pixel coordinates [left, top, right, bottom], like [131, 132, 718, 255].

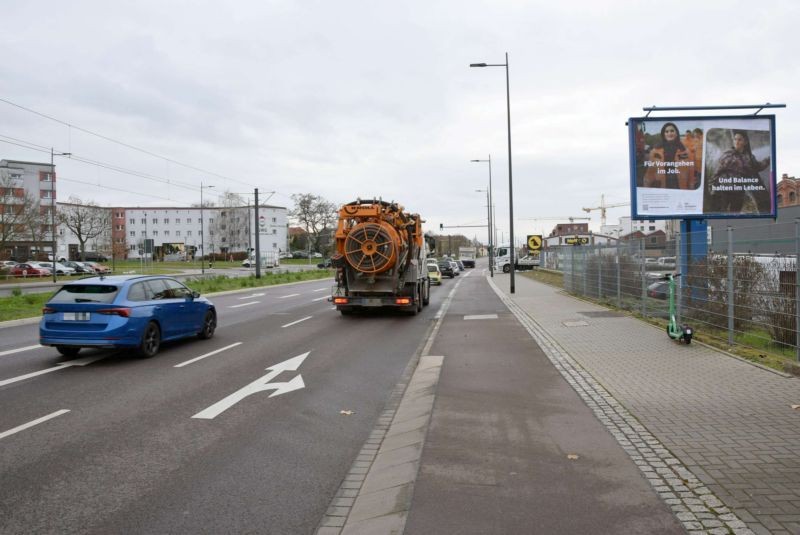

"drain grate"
[578, 311, 626, 318]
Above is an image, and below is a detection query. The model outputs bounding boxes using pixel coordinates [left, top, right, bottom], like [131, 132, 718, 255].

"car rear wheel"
[197, 310, 217, 339]
[56, 346, 80, 358]
[137, 322, 161, 358]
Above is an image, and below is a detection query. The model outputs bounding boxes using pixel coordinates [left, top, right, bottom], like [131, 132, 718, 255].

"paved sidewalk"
[500, 274, 800, 535]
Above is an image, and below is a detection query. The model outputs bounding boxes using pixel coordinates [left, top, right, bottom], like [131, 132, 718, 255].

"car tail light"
[97, 308, 132, 317]
[42, 307, 56, 315]
[333, 297, 349, 305]
[395, 297, 411, 305]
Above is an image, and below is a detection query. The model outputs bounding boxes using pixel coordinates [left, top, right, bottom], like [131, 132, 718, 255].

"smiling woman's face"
[663, 125, 678, 141]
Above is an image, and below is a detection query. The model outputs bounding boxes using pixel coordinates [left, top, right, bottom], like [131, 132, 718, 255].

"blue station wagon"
[39, 275, 217, 358]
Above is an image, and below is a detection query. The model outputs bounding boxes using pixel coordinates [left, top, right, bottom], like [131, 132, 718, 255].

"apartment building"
[0, 159, 57, 260]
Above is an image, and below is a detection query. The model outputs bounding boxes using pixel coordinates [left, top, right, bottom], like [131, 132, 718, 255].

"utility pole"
[254, 188, 261, 279]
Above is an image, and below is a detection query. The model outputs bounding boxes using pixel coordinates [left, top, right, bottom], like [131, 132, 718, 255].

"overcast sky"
[2, 0, 798, 244]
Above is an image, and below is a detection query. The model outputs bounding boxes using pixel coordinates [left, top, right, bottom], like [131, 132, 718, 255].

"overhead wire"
[0, 96, 256, 189]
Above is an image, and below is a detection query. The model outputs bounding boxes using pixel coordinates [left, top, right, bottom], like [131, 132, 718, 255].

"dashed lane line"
[0, 410, 70, 441]
[174, 342, 243, 368]
[0, 344, 43, 358]
[282, 316, 312, 328]
[229, 301, 260, 308]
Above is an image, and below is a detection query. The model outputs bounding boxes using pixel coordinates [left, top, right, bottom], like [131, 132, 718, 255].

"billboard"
[629, 115, 776, 219]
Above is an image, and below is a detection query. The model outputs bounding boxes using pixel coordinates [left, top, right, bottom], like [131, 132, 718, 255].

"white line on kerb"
[282, 316, 312, 328]
[0, 344, 42, 358]
[229, 301, 260, 308]
[0, 409, 70, 441]
[278, 293, 300, 299]
[174, 342, 243, 368]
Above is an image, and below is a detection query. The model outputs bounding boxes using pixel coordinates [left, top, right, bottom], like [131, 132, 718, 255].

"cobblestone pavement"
[501, 274, 800, 535]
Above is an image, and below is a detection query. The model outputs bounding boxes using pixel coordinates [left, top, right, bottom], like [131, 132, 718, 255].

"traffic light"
[440, 223, 443, 231]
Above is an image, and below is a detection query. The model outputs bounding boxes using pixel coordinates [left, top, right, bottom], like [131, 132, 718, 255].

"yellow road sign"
[527, 235, 542, 252]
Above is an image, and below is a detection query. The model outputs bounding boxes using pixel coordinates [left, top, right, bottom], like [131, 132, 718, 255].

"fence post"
[795, 219, 800, 361]
[727, 226, 734, 346]
[597, 245, 602, 299]
[675, 230, 682, 326]
[641, 239, 646, 316]
[616, 241, 621, 308]
[582, 246, 587, 297]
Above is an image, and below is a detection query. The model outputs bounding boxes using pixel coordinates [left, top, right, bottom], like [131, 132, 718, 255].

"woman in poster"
[643, 122, 696, 189]
[704, 130, 771, 214]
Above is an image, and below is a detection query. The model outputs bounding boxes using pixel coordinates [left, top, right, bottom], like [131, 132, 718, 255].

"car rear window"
[49, 285, 119, 304]
[427, 265, 439, 272]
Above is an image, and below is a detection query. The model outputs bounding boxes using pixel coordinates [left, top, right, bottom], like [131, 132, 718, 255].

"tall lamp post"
[475, 188, 493, 277]
[200, 183, 215, 275]
[50, 148, 71, 282]
[471, 155, 494, 277]
[470, 53, 515, 293]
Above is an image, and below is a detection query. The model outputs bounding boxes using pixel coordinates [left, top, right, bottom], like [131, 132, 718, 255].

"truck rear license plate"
[363, 299, 382, 307]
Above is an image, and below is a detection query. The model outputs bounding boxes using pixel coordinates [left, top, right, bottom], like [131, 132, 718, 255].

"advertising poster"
[628, 115, 776, 219]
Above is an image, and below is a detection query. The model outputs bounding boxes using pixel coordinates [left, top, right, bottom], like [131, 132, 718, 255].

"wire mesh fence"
[541, 221, 800, 361]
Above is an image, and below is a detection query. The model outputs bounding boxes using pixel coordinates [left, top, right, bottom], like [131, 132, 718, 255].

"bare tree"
[211, 190, 249, 256]
[21, 199, 51, 260]
[59, 196, 108, 261]
[289, 194, 337, 255]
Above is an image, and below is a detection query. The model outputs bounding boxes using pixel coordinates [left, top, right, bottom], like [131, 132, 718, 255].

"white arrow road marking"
[0, 356, 104, 388]
[238, 293, 265, 300]
[229, 301, 260, 308]
[0, 344, 42, 358]
[311, 296, 327, 302]
[278, 293, 300, 299]
[174, 342, 243, 368]
[192, 352, 310, 420]
[0, 409, 70, 441]
[282, 316, 312, 328]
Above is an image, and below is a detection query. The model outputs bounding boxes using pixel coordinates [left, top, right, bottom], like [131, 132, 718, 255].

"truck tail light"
[97, 308, 132, 317]
[333, 297, 349, 305]
[395, 297, 411, 305]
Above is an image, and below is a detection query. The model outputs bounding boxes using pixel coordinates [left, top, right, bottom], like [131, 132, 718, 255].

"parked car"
[647, 280, 670, 300]
[31, 262, 76, 276]
[316, 258, 332, 268]
[427, 264, 442, 285]
[60, 261, 95, 274]
[80, 252, 109, 262]
[39, 275, 217, 358]
[11, 263, 51, 277]
[437, 261, 455, 278]
[291, 251, 309, 259]
[310, 252, 323, 258]
[83, 261, 111, 274]
[456, 260, 466, 271]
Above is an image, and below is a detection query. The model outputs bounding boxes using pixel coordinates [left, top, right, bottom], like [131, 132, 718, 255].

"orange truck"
[330, 199, 430, 315]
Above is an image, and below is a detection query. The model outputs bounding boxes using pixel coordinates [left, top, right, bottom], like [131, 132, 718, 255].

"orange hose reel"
[342, 220, 404, 274]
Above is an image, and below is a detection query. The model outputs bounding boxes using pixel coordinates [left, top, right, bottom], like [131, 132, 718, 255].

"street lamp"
[470, 53, 515, 293]
[471, 156, 494, 277]
[50, 148, 71, 282]
[200, 183, 215, 275]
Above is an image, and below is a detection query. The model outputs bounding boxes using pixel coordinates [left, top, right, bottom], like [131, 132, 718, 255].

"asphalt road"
[0, 276, 440, 534]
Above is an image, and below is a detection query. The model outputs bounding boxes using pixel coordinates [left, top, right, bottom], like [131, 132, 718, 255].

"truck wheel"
[503, 264, 510, 273]
[416, 283, 423, 312]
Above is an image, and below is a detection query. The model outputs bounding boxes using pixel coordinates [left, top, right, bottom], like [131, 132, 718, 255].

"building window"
[187, 218, 192, 224]
[778, 194, 784, 205]
[130, 219, 136, 225]
[153, 230, 158, 236]
[164, 218, 169, 224]
[649, 226, 656, 231]
[209, 218, 214, 224]
[40, 172, 53, 182]
[790, 192, 796, 203]
[141, 218, 146, 224]
[141, 231, 146, 236]
[115, 225, 124, 231]
[130, 245, 136, 251]
[130, 231, 135, 236]
[176, 231, 181, 236]
[153, 218, 158, 224]
[272, 217, 276, 223]
[164, 230, 170, 236]
[187, 231, 192, 236]
[175, 218, 180, 224]
[41, 190, 53, 199]
[272, 229, 277, 234]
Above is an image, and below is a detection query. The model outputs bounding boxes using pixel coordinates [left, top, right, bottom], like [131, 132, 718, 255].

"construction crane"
[582, 194, 630, 227]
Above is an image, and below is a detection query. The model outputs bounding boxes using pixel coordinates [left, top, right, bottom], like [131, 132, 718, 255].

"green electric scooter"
[663, 273, 693, 344]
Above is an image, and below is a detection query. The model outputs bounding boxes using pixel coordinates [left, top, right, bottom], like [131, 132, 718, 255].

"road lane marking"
[464, 314, 498, 320]
[0, 409, 70, 441]
[0, 355, 104, 388]
[278, 293, 300, 299]
[282, 316, 312, 328]
[229, 301, 260, 308]
[312, 296, 327, 302]
[0, 344, 42, 358]
[312, 288, 326, 292]
[193, 352, 309, 419]
[238, 293, 265, 300]
[174, 342, 243, 368]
